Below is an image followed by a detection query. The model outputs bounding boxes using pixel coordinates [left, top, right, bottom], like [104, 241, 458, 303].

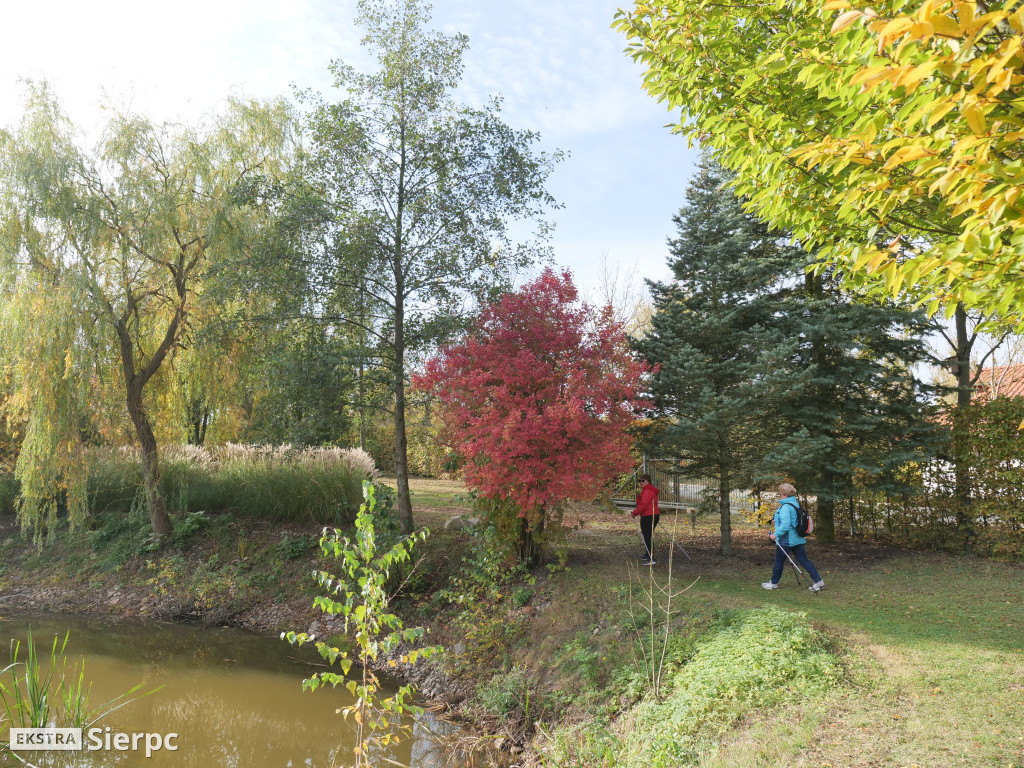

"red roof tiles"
[975, 363, 1024, 400]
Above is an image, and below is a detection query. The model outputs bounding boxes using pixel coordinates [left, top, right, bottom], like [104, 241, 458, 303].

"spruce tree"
[635, 154, 795, 556]
[766, 270, 940, 543]
[638, 154, 939, 552]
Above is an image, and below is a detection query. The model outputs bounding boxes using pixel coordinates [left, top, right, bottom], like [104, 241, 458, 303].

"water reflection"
[0, 615, 468, 768]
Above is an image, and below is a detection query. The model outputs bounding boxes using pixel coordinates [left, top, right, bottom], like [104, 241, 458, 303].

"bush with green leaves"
[476, 664, 531, 718]
[276, 532, 316, 560]
[437, 522, 535, 664]
[283, 483, 439, 767]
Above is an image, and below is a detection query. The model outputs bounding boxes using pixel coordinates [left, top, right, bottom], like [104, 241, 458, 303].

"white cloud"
[0, 0, 360, 130]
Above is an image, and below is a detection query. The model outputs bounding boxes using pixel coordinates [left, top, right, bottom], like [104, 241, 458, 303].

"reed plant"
[1, 630, 155, 765]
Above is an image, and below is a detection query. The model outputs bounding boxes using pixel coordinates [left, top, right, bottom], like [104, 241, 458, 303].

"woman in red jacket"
[631, 474, 660, 565]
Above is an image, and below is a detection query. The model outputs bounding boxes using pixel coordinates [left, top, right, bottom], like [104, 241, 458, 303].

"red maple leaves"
[416, 268, 648, 521]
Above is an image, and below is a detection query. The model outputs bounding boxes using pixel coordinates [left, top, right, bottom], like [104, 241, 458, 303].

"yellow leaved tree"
[614, 0, 1024, 323]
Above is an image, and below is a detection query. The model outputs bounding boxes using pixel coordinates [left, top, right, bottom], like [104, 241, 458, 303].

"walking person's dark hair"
[640, 473, 652, 484]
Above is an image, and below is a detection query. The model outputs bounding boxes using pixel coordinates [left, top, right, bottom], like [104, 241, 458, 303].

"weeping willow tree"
[0, 82, 295, 542]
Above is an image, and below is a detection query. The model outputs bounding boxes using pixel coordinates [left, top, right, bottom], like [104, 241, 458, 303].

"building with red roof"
[974, 363, 1024, 401]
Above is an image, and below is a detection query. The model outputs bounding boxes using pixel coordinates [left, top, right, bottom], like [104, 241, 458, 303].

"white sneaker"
[809, 580, 825, 592]
[761, 582, 779, 590]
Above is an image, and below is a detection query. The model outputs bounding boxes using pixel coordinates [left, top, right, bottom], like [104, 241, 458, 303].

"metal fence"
[612, 457, 757, 515]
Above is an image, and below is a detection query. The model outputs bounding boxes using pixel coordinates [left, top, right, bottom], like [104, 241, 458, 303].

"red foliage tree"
[416, 268, 648, 564]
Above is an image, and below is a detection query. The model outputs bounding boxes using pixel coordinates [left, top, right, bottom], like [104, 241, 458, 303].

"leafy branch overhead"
[614, 0, 1024, 324]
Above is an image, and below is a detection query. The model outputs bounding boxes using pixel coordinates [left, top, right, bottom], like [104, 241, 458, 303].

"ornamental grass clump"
[80, 444, 376, 526]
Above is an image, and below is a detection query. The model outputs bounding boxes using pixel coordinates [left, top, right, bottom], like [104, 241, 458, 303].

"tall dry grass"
[86, 444, 377, 525]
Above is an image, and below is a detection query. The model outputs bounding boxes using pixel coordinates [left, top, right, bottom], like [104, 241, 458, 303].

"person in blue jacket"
[762, 483, 825, 592]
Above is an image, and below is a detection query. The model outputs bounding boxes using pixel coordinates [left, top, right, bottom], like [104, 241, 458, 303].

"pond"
[0, 614, 477, 768]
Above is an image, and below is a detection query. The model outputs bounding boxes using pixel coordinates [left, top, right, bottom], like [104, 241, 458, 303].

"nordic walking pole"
[774, 539, 805, 586]
[639, 526, 653, 561]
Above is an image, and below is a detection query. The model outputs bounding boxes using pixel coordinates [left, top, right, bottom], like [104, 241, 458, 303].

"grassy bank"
[382, 478, 1024, 768]
[1, 476, 1022, 767]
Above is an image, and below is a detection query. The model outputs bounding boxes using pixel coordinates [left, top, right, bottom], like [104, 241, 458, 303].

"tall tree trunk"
[117, 319, 174, 538]
[358, 355, 366, 452]
[806, 271, 836, 544]
[392, 261, 414, 534]
[126, 383, 172, 537]
[952, 302, 974, 545]
[719, 461, 732, 556]
[847, 474, 856, 537]
[392, 114, 415, 535]
[357, 278, 367, 452]
[423, 394, 433, 476]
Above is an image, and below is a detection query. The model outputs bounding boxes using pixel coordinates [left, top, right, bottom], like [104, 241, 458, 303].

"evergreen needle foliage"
[638, 154, 939, 546]
[635, 154, 801, 555]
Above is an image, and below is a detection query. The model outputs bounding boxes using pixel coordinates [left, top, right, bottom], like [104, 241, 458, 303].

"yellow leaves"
[963, 231, 982, 253]
[851, 65, 896, 90]
[882, 145, 932, 170]
[854, 247, 892, 274]
[916, 0, 941, 20]
[926, 100, 957, 128]
[925, 14, 962, 38]
[959, 1, 977, 31]
[909, 20, 936, 40]
[987, 37, 1023, 85]
[832, 9, 864, 34]
[1009, 9, 1024, 34]
[965, 10, 1010, 38]
[874, 16, 915, 49]
[961, 102, 987, 135]
[898, 60, 941, 90]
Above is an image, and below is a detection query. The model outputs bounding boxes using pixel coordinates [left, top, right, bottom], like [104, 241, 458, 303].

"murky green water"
[0, 614, 472, 768]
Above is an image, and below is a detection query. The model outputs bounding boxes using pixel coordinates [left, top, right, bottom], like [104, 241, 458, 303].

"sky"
[0, 0, 699, 302]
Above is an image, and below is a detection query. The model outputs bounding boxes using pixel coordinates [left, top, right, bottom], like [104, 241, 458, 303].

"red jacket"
[631, 484, 660, 517]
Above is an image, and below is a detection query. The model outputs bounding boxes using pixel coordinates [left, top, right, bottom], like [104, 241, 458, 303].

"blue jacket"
[774, 497, 806, 547]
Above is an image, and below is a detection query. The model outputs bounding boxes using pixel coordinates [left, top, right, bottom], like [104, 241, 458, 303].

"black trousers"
[640, 513, 660, 559]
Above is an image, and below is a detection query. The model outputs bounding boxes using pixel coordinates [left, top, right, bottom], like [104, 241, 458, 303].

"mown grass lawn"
[403, 478, 1024, 768]
[687, 545, 1024, 767]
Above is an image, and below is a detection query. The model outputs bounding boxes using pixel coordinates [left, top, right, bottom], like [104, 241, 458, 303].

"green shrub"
[627, 607, 844, 767]
[477, 665, 531, 718]
[0, 473, 18, 516]
[513, 586, 533, 608]
[276, 533, 315, 560]
[172, 511, 210, 546]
